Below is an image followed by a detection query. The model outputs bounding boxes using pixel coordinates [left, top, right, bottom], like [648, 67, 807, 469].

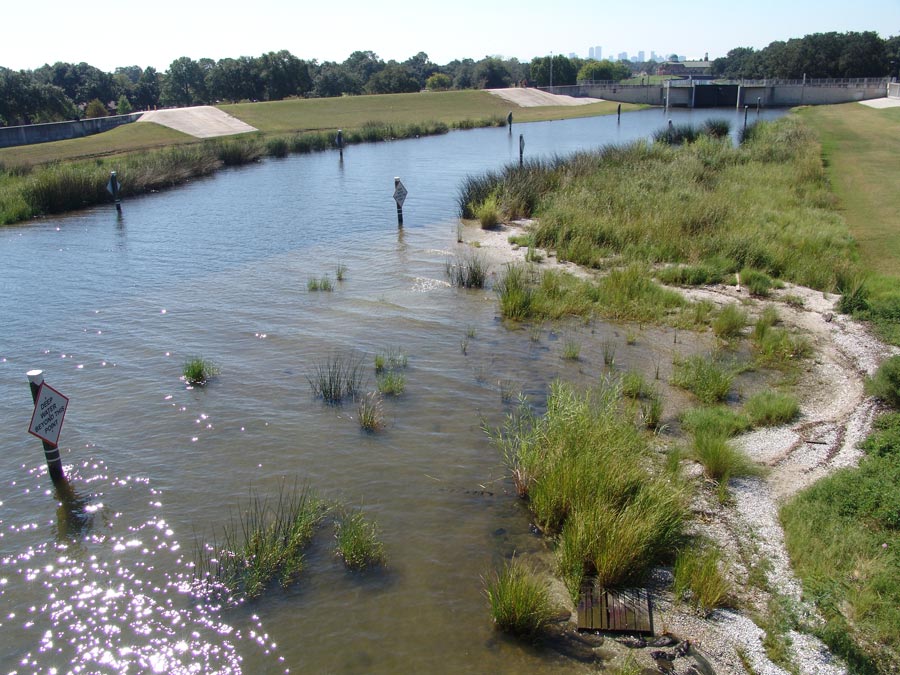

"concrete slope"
[138, 106, 257, 138]
[859, 97, 900, 108]
[488, 87, 602, 107]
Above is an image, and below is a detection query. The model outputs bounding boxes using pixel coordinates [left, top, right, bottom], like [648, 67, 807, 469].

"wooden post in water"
[507, 111, 513, 132]
[756, 97, 762, 116]
[519, 134, 524, 166]
[336, 129, 344, 160]
[743, 105, 749, 133]
[26, 370, 66, 484]
[617, 103, 621, 123]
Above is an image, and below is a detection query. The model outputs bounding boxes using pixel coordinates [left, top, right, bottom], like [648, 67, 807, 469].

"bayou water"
[0, 107, 784, 674]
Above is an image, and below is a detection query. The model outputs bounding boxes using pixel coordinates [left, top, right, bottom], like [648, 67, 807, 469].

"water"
[0, 107, 784, 674]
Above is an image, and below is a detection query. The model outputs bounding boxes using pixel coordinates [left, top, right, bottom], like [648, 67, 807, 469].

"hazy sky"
[4, 0, 899, 72]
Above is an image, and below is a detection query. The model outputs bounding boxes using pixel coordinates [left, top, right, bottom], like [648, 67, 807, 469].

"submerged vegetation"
[182, 357, 219, 386]
[484, 557, 555, 640]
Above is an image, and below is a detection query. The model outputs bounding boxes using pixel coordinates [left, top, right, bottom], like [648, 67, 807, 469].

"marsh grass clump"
[865, 355, 900, 409]
[680, 406, 750, 438]
[691, 427, 761, 484]
[182, 357, 219, 386]
[653, 123, 699, 145]
[446, 250, 489, 288]
[561, 341, 581, 360]
[741, 268, 775, 297]
[308, 275, 334, 292]
[193, 483, 326, 599]
[335, 263, 347, 281]
[484, 557, 554, 640]
[374, 347, 408, 372]
[265, 137, 289, 158]
[602, 339, 617, 366]
[496, 263, 534, 321]
[377, 370, 406, 396]
[751, 322, 811, 369]
[745, 391, 800, 427]
[491, 382, 685, 594]
[713, 303, 748, 340]
[701, 119, 732, 139]
[474, 194, 501, 228]
[673, 544, 734, 614]
[621, 370, 651, 399]
[334, 508, 386, 570]
[308, 352, 365, 403]
[671, 354, 734, 404]
[357, 392, 384, 431]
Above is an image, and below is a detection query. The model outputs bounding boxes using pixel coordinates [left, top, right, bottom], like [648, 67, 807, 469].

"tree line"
[2, 31, 898, 127]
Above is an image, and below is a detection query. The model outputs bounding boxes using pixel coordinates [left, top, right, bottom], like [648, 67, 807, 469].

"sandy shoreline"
[460, 219, 898, 675]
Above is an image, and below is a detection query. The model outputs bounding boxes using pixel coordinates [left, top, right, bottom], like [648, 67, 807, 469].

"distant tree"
[0, 67, 77, 125]
[447, 59, 476, 89]
[474, 57, 511, 89]
[34, 61, 116, 106]
[85, 98, 108, 118]
[343, 50, 384, 87]
[886, 35, 900, 78]
[312, 62, 357, 97]
[425, 72, 452, 90]
[134, 66, 161, 109]
[162, 57, 207, 106]
[402, 51, 438, 88]
[258, 50, 312, 100]
[577, 59, 631, 82]
[365, 63, 419, 94]
[530, 55, 576, 86]
[116, 95, 133, 114]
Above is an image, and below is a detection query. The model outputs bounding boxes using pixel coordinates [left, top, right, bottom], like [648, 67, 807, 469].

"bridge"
[547, 78, 891, 108]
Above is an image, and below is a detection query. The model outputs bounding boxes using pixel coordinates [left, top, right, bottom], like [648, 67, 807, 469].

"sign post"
[106, 171, 122, 212]
[393, 177, 407, 227]
[26, 370, 67, 483]
[519, 134, 525, 166]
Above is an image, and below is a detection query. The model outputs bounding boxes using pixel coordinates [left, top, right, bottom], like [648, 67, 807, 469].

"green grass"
[744, 390, 800, 427]
[334, 508, 386, 570]
[307, 352, 365, 403]
[673, 543, 734, 615]
[671, 354, 734, 404]
[474, 193, 500, 228]
[690, 427, 762, 484]
[561, 341, 581, 360]
[307, 274, 334, 291]
[446, 250, 489, 288]
[374, 347, 408, 372]
[193, 483, 326, 599]
[680, 405, 751, 438]
[865, 355, 900, 408]
[491, 381, 685, 595]
[376, 370, 406, 396]
[182, 357, 219, 386]
[712, 303, 748, 340]
[357, 392, 384, 432]
[484, 557, 555, 640]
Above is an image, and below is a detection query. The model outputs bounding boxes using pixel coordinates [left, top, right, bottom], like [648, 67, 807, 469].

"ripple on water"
[0, 458, 284, 674]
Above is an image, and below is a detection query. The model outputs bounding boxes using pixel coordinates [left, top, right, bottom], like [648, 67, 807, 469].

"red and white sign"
[28, 383, 69, 447]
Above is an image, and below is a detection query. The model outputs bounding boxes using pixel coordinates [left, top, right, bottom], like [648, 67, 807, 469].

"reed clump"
[491, 381, 685, 596]
[334, 508, 386, 570]
[671, 354, 734, 404]
[446, 250, 489, 288]
[307, 352, 365, 403]
[484, 557, 555, 640]
[673, 543, 734, 615]
[182, 357, 219, 386]
[193, 484, 326, 599]
[357, 392, 384, 431]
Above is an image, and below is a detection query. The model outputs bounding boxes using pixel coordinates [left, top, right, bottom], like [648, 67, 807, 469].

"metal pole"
[743, 105, 749, 133]
[394, 177, 403, 227]
[519, 134, 524, 166]
[617, 103, 621, 123]
[336, 129, 343, 160]
[757, 97, 761, 116]
[26, 370, 66, 484]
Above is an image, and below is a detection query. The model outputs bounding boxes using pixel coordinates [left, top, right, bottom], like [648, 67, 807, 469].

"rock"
[825, 312, 834, 322]
[617, 635, 647, 649]
[650, 635, 679, 648]
[675, 639, 691, 658]
[650, 650, 675, 661]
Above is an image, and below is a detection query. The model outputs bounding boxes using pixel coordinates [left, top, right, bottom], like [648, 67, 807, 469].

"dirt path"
[461, 220, 898, 675]
[487, 87, 603, 107]
[138, 106, 257, 138]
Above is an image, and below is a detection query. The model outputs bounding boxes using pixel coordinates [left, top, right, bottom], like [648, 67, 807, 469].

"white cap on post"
[27, 370, 44, 386]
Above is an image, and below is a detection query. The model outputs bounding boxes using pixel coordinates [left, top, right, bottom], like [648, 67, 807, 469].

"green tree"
[116, 94, 133, 115]
[84, 98, 108, 118]
[577, 59, 631, 82]
[312, 62, 358, 98]
[343, 50, 384, 87]
[473, 57, 511, 89]
[425, 72, 452, 90]
[134, 66, 161, 109]
[366, 63, 419, 94]
[162, 56, 207, 106]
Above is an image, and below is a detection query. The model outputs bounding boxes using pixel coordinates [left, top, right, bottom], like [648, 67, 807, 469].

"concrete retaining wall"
[549, 82, 889, 108]
[0, 113, 142, 149]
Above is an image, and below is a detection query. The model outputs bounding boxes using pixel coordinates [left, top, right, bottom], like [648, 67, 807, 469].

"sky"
[4, 0, 900, 73]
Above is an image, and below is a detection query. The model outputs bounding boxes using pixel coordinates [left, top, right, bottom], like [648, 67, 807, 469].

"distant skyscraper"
[589, 47, 595, 59]
[618, 51, 628, 61]
[637, 50, 645, 62]
[569, 52, 577, 59]
[650, 51, 658, 62]
[596, 46, 602, 60]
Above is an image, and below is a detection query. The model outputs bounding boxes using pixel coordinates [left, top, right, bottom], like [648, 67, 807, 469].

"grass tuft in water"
[744, 391, 800, 427]
[307, 352, 365, 403]
[334, 508, 386, 570]
[308, 275, 334, 292]
[671, 354, 733, 404]
[377, 370, 406, 396]
[193, 483, 326, 599]
[446, 250, 489, 288]
[358, 392, 384, 432]
[712, 303, 748, 340]
[182, 357, 219, 386]
[484, 557, 554, 640]
[561, 341, 581, 360]
[495, 263, 534, 321]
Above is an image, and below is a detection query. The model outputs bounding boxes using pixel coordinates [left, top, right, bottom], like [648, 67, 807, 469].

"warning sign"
[28, 383, 69, 447]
